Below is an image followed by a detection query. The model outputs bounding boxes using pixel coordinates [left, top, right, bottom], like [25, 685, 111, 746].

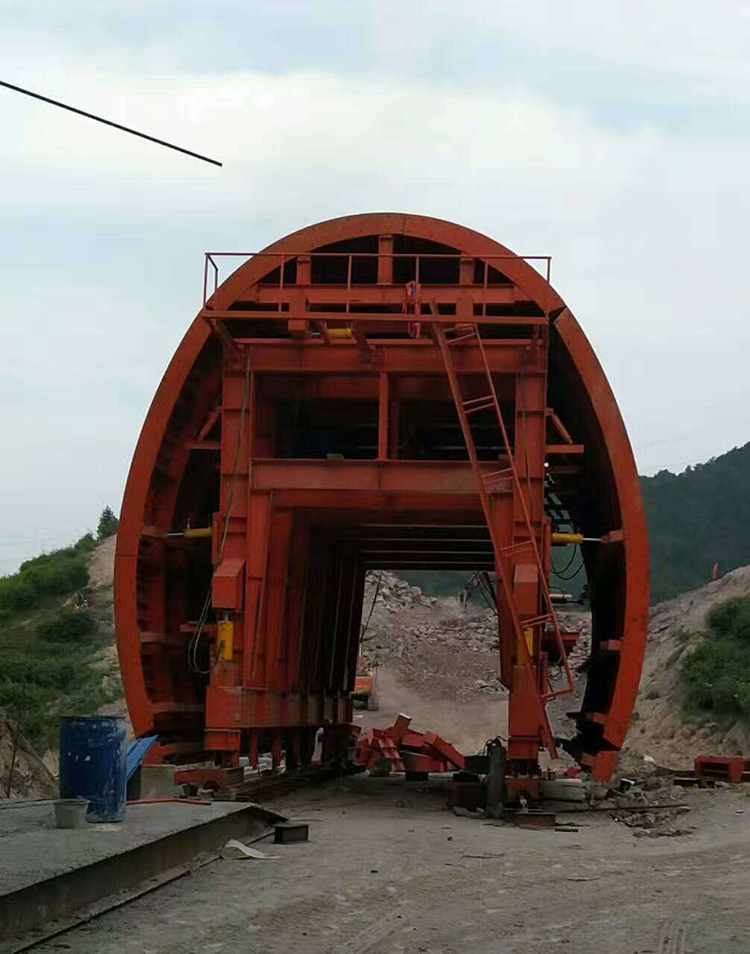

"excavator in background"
[351, 657, 379, 711]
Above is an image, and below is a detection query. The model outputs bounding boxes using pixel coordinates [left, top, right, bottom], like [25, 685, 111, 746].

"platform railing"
[202, 251, 552, 309]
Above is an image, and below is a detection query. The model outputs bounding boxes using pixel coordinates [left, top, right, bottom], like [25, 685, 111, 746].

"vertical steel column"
[264, 509, 294, 691]
[507, 367, 549, 764]
[378, 234, 394, 284]
[286, 519, 311, 692]
[378, 372, 389, 460]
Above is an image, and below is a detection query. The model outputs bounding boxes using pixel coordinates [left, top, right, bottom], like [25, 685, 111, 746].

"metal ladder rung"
[484, 480, 513, 494]
[483, 466, 513, 479]
[500, 539, 534, 556]
[447, 332, 477, 345]
[465, 402, 495, 416]
[523, 613, 554, 630]
[463, 394, 494, 407]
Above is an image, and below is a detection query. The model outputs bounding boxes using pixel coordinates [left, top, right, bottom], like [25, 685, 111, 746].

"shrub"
[707, 597, 750, 645]
[0, 637, 114, 752]
[24, 559, 88, 597]
[681, 596, 750, 718]
[0, 546, 90, 615]
[36, 608, 97, 644]
[0, 578, 36, 611]
[73, 533, 97, 554]
[0, 653, 86, 692]
[737, 681, 750, 717]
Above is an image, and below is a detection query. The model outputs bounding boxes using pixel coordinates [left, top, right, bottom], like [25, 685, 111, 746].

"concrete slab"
[138, 764, 180, 799]
[0, 799, 280, 947]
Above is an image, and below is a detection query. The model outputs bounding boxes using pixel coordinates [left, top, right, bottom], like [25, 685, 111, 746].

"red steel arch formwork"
[114, 213, 649, 793]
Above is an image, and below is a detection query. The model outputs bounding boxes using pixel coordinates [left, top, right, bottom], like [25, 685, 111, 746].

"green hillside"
[642, 442, 750, 603]
[0, 510, 121, 753]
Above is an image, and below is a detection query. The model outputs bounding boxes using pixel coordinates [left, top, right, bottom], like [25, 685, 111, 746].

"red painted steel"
[695, 756, 750, 783]
[114, 213, 649, 783]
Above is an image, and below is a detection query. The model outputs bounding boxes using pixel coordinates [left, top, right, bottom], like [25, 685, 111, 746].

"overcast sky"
[1, 1, 749, 573]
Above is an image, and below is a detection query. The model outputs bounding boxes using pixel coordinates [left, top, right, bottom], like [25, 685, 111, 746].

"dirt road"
[357, 667, 508, 756]
[35, 777, 750, 954]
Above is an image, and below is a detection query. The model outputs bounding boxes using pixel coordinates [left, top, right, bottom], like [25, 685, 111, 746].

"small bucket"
[54, 797, 90, 829]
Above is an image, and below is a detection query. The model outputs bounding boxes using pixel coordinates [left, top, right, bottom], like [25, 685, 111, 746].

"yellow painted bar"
[524, 627, 534, 655]
[551, 532, 583, 545]
[328, 327, 354, 341]
[218, 619, 234, 661]
[184, 527, 213, 538]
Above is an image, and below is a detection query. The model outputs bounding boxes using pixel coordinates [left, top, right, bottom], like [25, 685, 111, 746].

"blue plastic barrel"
[59, 716, 127, 822]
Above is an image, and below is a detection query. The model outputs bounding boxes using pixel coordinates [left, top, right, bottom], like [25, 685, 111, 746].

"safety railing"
[202, 251, 552, 309]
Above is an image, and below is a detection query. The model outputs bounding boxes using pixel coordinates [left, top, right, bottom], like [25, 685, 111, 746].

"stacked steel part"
[354, 714, 466, 775]
[114, 212, 649, 789]
[694, 756, 750, 784]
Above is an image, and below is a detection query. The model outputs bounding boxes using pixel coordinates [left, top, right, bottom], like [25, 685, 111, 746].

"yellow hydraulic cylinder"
[217, 618, 234, 661]
[184, 527, 213, 539]
[551, 532, 584, 546]
[328, 327, 354, 342]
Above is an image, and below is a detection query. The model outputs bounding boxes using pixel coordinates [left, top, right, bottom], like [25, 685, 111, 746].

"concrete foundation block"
[139, 764, 180, 799]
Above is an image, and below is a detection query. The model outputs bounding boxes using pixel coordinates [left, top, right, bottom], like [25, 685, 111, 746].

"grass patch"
[681, 597, 750, 719]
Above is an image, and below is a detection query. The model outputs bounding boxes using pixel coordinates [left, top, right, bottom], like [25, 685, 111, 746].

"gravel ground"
[31, 776, 750, 954]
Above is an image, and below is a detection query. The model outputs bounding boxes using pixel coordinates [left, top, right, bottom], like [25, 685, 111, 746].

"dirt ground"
[357, 666, 508, 756]
[32, 776, 750, 954]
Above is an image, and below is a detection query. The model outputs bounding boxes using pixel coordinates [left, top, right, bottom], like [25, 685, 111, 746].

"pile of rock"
[363, 572, 438, 613]
[584, 757, 694, 838]
[407, 617, 498, 652]
[473, 672, 506, 694]
[556, 611, 592, 670]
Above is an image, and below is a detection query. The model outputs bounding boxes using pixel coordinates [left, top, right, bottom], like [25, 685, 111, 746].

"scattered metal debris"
[355, 714, 465, 776]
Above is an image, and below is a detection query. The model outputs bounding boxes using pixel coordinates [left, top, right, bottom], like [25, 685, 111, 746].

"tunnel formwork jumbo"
[114, 212, 649, 792]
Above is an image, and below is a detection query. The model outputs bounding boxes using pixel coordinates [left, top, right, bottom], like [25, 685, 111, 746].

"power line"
[0, 79, 223, 167]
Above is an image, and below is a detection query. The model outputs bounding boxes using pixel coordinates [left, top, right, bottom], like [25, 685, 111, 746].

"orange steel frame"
[114, 213, 649, 785]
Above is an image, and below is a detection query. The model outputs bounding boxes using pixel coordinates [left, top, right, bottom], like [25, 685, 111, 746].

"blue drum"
[59, 716, 127, 822]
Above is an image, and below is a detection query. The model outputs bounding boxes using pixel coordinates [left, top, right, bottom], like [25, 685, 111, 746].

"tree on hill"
[97, 506, 119, 540]
[642, 442, 750, 603]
